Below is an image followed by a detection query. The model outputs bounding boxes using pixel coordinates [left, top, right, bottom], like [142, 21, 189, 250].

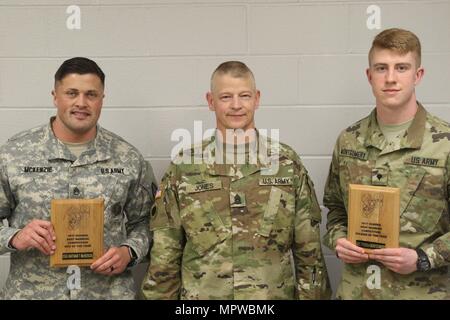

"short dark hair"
[54, 57, 105, 86]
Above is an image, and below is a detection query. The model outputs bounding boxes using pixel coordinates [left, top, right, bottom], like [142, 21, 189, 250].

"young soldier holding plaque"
[0, 57, 156, 299]
[323, 28, 450, 299]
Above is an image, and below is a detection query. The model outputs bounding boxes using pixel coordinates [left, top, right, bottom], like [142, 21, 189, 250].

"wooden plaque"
[348, 184, 400, 253]
[50, 198, 104, 267]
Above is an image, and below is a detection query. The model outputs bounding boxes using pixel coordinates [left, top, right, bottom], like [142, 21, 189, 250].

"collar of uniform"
[91, 126, 112, 162]
[364, 102, 426, 151]
[44, 118, 77, 162]
[402, 102, 426, 149]
[203, 129, 273, 177]
[44, 117, 112, 163]
[72, 128, 112, 166]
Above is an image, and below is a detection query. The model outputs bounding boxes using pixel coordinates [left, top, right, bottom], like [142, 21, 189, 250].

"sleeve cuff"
[119, 242, 140, 266]
[4, 228, 21, 253]
[420, 244, 438, 269]
[323, 227, 347, 251]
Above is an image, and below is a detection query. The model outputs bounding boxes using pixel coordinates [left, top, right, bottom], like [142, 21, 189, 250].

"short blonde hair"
[210, 61, 256, 92]
[369, 28, 421, 67]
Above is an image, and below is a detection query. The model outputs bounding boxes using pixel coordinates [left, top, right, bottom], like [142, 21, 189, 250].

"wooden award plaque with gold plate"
[348, 184, 400, 253]
[50, 198, 104, 267]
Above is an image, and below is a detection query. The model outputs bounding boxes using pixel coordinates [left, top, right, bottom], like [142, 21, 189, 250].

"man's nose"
[231, 96, 242, 109]
[385, 68, 396, 83]
[75, 93, 88, 107]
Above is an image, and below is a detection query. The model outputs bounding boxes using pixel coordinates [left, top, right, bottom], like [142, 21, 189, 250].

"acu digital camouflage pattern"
[141, 131, 331, 300]
[0, 118, 155, 299]
[324, 103, 450, 299]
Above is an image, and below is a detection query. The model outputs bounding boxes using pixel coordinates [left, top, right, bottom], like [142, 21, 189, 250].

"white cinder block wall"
[1, 0, 449, 298]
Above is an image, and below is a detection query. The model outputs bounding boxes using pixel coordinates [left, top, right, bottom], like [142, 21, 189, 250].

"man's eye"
[241, 94, 251, 99]
[397, 65, 408, 72]
[375, 66, 385, 72]
[66, 91, 77, 97]
[87, 92, 98, 98]
[220, 96, 231, 100]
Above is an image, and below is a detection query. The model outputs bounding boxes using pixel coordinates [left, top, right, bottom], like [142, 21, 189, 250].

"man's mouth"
[71, 110, 90, 119]
[382, 89, 400, 94]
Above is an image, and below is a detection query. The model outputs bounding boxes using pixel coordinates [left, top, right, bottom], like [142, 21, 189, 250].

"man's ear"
[255, 90, 261, 110]
[414, 67, 425, 86]
[206, 92, 215, 111]
[51, 89, 57, 107]
[366, 68, 372, 84]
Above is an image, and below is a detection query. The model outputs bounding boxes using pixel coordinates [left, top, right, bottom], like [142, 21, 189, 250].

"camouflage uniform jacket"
[141, 132, 331, 300]
[323, 103, 450, 299]
[0, 119, 154, 299]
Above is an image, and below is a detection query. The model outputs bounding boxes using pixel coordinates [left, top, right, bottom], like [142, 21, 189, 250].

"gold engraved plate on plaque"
[348, 184, 400, 253]
[50, 198, 104, 267]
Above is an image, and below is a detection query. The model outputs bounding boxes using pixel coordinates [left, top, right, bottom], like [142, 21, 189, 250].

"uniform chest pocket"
[393, 165, 445, 234]
[10, 174, 57, 221]
[257, 186, 295, 249]
[94, 175, 126, 221]
[81, 175, 120, 203]
[338, 160, 372, 210]
[180, 180, 230, 256]
[341, 160, 372, 184]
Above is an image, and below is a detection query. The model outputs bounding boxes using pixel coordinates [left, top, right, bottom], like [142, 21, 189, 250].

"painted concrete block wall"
[0, 0, 449, 298]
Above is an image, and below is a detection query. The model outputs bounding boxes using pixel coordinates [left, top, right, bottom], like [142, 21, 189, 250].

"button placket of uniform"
[229, 179, 246, 297]
[230, 181, 244, 231]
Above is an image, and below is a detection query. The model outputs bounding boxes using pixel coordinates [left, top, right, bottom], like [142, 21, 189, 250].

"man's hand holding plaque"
[9, 219, 56, 255]
[90, 245, 132, 276]
[50, 198, 104, 267]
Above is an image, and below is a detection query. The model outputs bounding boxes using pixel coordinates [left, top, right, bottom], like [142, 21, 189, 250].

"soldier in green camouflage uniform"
[140, 61, 331, 300]
[323, 29, 449, 299]
[0, 57, 155, 299]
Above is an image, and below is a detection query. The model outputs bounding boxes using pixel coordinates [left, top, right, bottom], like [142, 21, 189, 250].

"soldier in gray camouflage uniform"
[140, 61, 331, 300]
[323, 28, 450, 299]
[0, 57, 155, 299]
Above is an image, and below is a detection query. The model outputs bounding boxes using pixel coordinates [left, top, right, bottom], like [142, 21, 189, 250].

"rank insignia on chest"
[230, 191, 246, 208]
[259, 177, 293, 186]
[371, 168, 388, 186]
